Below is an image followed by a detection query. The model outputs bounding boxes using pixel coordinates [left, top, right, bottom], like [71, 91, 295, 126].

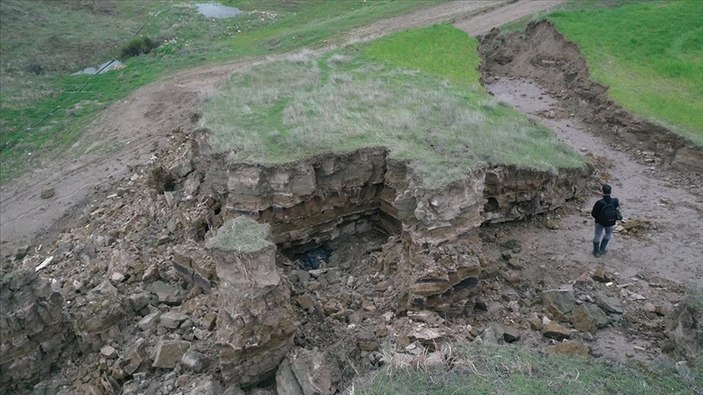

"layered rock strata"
[196, 138, 590, 250]
[0, 269, 72, 392]
[208, 218, 297, 386]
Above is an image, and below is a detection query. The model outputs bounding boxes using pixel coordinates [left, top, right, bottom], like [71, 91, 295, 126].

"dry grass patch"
[203, 28, 583, 189]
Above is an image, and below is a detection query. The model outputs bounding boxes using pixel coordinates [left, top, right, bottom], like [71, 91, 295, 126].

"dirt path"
[0, 0, 567, 261]
[488, 78, 703, 287]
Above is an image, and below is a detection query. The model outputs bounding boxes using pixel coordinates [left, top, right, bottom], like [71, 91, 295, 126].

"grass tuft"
[355, 343, 701, 395]
[206, 217, 273, 253]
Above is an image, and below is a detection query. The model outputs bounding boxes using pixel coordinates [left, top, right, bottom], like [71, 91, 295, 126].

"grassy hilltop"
[203, 25, 583, 188]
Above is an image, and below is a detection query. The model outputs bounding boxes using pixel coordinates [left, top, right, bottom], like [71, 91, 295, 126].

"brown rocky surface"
[1, 4, 701, 395]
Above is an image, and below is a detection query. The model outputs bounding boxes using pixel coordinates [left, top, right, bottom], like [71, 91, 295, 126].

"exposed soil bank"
[193, 129, 590, 250]
[479, 21, 703, 176]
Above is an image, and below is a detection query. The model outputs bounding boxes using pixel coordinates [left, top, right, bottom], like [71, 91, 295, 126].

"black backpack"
[598, 199, 621, 226]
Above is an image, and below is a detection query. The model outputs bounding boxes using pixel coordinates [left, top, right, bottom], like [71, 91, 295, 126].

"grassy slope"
[0, 0, 443, 183]
[356, 343, 701, 395]
[203, 25, 583, 189]
[548, 0, 703, 145]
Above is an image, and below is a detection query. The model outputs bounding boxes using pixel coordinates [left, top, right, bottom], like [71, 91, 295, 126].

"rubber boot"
[592, 242, 601, 257]
[599, 238, 610, 255]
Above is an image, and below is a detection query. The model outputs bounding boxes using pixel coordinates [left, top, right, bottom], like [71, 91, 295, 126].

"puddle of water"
[72, 60, 124, 76]
[196, 3, 241, 19]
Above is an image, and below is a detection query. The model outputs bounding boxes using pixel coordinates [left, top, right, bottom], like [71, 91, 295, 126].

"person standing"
[591, 184, 621, 257]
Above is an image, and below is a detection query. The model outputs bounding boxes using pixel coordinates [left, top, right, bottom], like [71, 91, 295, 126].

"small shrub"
[120, 36, 159, 59]
[25, 62, 43, 75]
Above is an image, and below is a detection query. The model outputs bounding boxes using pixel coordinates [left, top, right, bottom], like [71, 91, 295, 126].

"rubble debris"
[542, 322, 573, 340]
[0, 270, 72, 391]
[40, 187, 56, 199]
[152, 339, 191, 369]
[596, 294, 624, 314]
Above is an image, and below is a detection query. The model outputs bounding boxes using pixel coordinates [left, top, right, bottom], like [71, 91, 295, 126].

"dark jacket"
[591, 195, 620, 225]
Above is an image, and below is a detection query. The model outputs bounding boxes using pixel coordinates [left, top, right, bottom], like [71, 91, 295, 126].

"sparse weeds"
[355, 343, 699, 395]
[204, 26, 583, 189]
[206, 217, 273, 253]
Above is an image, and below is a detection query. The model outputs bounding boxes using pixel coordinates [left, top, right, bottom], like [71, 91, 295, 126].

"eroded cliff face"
[195, 129, 590, 251]
[1, 131, 591, 392]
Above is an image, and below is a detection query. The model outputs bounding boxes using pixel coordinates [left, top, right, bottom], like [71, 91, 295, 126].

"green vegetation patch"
[206, 217, 273, 253]
[356, 343, 701, 395]
[203, 25, 583, 189]
[363, 24, 480, 88]
[549, 0, 703, 145]
[0, 0, 446, 183]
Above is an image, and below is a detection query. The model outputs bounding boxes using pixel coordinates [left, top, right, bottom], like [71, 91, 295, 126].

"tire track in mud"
[1, 0, 566, 259]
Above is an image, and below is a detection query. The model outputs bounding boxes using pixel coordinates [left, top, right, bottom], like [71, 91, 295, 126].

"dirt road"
[0, 0, 566, 260]
[489, 79, 703, 287]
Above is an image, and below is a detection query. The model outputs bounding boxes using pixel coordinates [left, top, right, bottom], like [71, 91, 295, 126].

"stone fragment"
[501, 325, 521, 342]
[101, 345, 118, 359]
[189, 379, 222, 395]
[596, 294, 623, 314]
[322, 300, 341, 316]
[201, 312, 217, 331]
[111, 272, 125, 283]
[424, 351, 445, 368]
[289, 348, 332, 395]
[138, 311, 160, 331]
[407, 310, 442, 325]
[122, 338, 149, 375]
[571, 304, 609, 333]
[656, 302, 674, 316]
[542, 285, 575, 320]
[276, 358, 305, 395]
[128, 292, 150, 312]
[152, 339, 191, 369]
[181, 348, 209, 373]
[591, 265, 613, 283]
[296, 294, 315, 310]
[527, 315, 543, 331]
[149, 281, 183, 305]
[643, 302, 657, 313]
[546, 341, 590, 356]
[160, 311, 188, 329]
[40, 188, 55, 199]
[542, 322, 573, 340]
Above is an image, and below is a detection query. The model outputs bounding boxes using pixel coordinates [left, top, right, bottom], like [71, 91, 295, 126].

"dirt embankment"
[479, 20, 703, 175]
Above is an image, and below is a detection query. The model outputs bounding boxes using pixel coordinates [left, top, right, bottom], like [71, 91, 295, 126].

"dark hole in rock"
[194, 219, 210, 241]
[150, 166, 177, 193]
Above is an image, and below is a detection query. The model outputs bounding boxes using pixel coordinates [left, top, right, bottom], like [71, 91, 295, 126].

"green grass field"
[203, 25, 583, 189]
[548, 0, 703, 145]
[355, 343, 701, 395]
[0, 0, 445, 183]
